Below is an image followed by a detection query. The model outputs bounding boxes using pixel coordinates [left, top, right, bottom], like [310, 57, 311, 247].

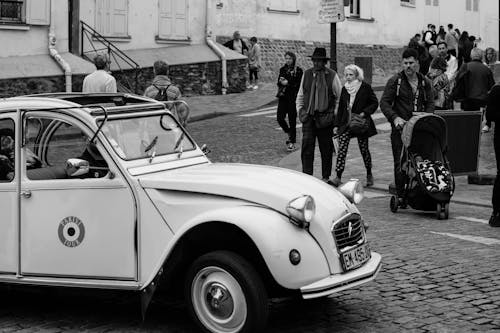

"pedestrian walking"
[445, 24, 459, 57]
[458, 31, 473, 67]
[436, 26, 446, 44]
[427, 57, 452, 110]
[423, 24, 436, 49]
[380, 48, 434, 202]
[247, 37, 261, 90]
[223, 31, 248, 55]
[436, 41, 458, 82]
[485, 83, 500, 227]
[456, 48, 495, 113]
[144, 60, 188, 126]
[296, 47, 341, 183]
[332, 64, 379, 187]
[82, 54, 117, 93]
[408, 39, 431, 75]
[485, 47, 498, 70]
[277, 51, 303, 151]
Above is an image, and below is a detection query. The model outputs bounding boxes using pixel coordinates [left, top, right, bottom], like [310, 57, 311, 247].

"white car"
[0, 93, 381, 333]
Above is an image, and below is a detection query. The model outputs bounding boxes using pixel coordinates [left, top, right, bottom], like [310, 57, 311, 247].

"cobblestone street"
[1, 109, 499, 332]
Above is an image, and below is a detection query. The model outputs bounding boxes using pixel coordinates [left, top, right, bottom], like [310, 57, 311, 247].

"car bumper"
[300, 252, 382, 299]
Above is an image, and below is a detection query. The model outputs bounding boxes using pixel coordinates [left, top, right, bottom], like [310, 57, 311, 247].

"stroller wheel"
[436, 202, 449, 220]
[390, 196, 398, 213]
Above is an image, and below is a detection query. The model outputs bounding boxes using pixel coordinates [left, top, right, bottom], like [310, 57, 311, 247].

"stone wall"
[0, 59, 247, 98]
[217, 36, 405, 83]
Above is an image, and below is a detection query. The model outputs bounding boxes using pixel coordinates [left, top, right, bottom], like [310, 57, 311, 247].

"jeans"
[391, 130, 405, 196]
[277, 98, 297, 143]
[301, 119, 333, 179]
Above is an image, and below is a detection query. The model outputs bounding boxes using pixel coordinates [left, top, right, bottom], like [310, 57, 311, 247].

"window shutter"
[27, 0, 50, 25]
[159, 0, 173, 38]
[112, 0, 128, 36]
[173, 0, 187, 38]
[466, 0, 472, 10]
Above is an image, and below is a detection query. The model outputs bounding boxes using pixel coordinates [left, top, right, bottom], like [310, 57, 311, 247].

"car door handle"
[20, 190, 32, 199]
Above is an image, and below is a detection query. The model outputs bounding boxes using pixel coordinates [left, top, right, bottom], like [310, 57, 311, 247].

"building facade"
[214, 0, 499, 81]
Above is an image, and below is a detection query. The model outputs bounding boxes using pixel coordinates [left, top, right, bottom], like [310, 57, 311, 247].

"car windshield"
[100, 113, 196, 161]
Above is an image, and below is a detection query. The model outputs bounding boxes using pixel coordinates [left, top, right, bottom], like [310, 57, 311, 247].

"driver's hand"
[394, 117, 406, 130]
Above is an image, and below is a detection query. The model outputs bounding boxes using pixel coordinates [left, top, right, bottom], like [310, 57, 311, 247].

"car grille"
[332, 214, 364, 250]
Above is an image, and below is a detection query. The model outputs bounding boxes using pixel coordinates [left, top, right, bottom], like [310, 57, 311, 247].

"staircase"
[80, 21, 140, 94]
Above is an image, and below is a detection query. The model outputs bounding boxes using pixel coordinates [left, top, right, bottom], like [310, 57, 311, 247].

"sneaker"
[287, 142, 296, 151]
[366, 174, 374, 187]
[482, 125, 490, 133]
[246, 84, 254, 90]
[489, 212, 500, 227]
[253, 85, 258, 90]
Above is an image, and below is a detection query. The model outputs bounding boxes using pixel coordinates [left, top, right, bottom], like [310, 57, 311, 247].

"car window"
[25, 117, 109, 180]
[0, 119, 15, 182]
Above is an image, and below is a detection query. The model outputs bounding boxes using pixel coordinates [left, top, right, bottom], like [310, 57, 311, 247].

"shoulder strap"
[396, 73, 402, 97]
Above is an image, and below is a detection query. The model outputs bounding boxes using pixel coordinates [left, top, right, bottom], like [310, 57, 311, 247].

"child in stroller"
[390, 113, 455, 219]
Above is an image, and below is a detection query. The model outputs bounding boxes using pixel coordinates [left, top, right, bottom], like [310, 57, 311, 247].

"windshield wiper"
[144, 136, 158, 163]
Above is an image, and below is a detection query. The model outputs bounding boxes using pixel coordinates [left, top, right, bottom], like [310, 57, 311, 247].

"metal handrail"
[80, 20, 140, 94]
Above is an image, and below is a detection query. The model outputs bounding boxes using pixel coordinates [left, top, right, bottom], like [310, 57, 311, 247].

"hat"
[309, 47, 329, 60]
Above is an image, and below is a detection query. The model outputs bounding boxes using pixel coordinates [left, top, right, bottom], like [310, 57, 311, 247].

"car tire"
[185, 250, 269, 333]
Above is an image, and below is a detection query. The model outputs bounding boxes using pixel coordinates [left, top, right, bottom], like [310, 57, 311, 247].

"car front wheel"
[185, 250, 269, 333]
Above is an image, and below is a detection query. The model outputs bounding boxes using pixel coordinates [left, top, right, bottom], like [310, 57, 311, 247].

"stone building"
[214, 0, 500, 82]
[0, 0, 246, 98]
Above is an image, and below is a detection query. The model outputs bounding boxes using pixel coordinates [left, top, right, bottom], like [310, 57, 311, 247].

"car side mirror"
[201, 144, 211, 155]
[66, 158, 90, 177]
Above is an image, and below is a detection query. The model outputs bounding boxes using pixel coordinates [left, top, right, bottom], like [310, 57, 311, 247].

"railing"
[80, 20, 140, 94]
[0, 0, 23, 22]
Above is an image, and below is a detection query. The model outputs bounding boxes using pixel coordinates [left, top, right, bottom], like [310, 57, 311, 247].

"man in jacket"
[144, 60, 188, 126]
[457, 48, 495, 112]
[296, 47, 342, 184]
[381, 48, 434, 201]
[223, 31, 248, 55]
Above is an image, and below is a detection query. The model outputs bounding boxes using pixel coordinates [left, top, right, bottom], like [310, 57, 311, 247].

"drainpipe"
[48, 0, 72, 92]
[205, 0, 228, 94]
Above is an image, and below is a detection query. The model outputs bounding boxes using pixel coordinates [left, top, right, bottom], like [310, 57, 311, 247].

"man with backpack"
[380, 48, 434, 202]
[144, 60, 188, 126]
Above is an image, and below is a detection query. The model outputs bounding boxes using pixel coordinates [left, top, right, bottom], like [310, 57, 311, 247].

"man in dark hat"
[296, 47, 342, 184]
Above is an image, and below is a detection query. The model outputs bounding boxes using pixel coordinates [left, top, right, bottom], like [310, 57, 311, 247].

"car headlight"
[286, 195, 315, 228]
[338, 179, 364, 204]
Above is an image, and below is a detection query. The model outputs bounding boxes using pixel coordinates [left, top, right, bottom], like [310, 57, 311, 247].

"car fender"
[143, 205, 330, 291]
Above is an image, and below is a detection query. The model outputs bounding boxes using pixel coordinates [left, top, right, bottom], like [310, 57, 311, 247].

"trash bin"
[434, 110, 483, 175]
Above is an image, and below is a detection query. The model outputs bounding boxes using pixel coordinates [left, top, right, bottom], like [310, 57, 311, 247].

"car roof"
[0, 93, 168, 117]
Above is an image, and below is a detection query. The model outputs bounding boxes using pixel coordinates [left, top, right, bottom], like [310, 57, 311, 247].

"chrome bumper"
[300, 252, 382, 299]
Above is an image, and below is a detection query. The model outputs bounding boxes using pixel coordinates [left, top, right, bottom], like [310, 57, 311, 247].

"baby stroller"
[389, 113, 455, 220]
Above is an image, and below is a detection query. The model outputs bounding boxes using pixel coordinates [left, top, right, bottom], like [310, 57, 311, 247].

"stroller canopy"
[401, 113, 447, 151]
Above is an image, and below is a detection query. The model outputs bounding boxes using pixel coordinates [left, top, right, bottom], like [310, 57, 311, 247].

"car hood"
[139, 163, 353, 219]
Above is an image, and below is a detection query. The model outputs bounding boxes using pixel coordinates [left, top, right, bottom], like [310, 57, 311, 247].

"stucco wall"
[213, 0, 499, 49]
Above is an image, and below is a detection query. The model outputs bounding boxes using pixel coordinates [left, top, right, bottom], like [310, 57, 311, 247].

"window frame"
[266, 0, 299, 14]
[401, 0, 416, 7]
[0, 0, 25, 23]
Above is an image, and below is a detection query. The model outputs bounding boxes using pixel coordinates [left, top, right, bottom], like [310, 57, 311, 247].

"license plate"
[341, 243, 371, 271]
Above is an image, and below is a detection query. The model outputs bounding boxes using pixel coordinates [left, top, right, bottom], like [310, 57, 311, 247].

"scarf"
[307, 69, 329, 116]
[344, 79, 362, 109]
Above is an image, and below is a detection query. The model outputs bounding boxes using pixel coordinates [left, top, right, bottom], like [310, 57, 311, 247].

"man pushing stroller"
[380, 48, 435, 206]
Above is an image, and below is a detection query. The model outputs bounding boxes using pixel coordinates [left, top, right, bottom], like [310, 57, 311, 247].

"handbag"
[276, 86, 286, 98]
[349, 113, 370, 136]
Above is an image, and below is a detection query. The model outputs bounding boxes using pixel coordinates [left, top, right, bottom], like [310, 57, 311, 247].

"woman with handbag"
[276, 51, 303, 151]
[332, 64, 379, 187]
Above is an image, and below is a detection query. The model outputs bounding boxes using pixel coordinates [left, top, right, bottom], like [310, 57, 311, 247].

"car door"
[19, 112, 137, 280]
[0, 117, 17, 274]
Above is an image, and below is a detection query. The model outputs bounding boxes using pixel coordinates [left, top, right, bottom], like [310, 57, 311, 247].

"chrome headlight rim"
[286, 195, 316, 228]
[338, 179, 364, 204]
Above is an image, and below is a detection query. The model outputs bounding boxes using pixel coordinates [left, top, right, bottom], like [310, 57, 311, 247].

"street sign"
[318, 0, 345, 24]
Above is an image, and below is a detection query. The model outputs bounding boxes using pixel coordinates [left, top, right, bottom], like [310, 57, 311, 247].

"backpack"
[395, 72, 427, 103]
[152, 83, 172, 101]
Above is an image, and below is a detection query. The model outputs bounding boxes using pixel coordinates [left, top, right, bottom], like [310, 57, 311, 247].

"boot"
[366, 174, 374, 187]
[489, 212, 500, 227]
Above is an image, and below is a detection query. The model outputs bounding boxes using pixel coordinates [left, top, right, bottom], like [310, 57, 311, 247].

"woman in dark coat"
[332, 64, 379, 187]
[486, 83, 500, 227]
[276, 51, 303, 151]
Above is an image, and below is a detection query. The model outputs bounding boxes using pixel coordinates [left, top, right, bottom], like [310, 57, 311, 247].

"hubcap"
[191, 266, 247, 333]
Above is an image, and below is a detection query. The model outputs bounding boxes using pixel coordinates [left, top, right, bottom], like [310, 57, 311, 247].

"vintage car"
[0, 93, 381, 333]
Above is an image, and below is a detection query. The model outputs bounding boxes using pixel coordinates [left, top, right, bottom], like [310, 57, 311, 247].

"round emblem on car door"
[58, 216, 85, 247]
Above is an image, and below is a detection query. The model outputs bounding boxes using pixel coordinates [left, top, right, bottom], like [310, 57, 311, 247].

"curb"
[468, 174, 496, 185]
